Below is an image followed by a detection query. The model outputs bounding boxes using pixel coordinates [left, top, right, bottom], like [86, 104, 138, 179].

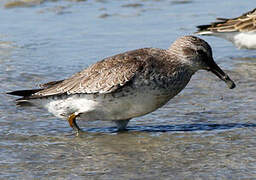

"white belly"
[32, 71, 192, 121]
[41, 88, 175, 121]
[233, 32, 256, 49]
[212, 32, 256, 49]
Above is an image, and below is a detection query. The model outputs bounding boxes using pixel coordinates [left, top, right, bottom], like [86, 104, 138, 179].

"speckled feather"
[197, 8, 256, 33]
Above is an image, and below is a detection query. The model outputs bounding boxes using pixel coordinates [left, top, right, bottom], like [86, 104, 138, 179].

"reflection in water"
[231, 56, 256, 61]
[171, 0, 193, 5]
[38, 5, 72, 15]
[0, 40, 15, 62]
[121, 3, 143, 8]
[81, 123, 256, 133]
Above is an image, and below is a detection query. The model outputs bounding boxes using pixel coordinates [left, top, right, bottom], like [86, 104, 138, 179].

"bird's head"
[168, 36, 236, 89]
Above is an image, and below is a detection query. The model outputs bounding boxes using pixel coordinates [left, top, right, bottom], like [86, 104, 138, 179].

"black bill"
[207, 58, 236, 89]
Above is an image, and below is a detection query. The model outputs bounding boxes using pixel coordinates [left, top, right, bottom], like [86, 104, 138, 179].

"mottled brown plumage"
[32, 48, 186, 97]
[197, 8, 256, 33]
[196, 9, 256, 49]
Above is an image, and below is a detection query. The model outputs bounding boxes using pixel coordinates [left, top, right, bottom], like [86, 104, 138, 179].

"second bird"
[196, 8, 256, 49]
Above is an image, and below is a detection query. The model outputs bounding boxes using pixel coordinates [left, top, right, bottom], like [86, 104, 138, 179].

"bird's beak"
[206, 58, 236, 89]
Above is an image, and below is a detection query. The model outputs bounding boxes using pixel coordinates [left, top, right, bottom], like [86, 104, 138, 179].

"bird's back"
[21, 47, 188, 99]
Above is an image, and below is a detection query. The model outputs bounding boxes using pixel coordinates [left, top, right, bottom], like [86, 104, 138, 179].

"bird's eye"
[197, 50, 205, 55]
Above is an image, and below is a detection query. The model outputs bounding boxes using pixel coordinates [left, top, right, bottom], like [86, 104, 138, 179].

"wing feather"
[197, 8, 256, 33]
[34, 49, 151, 97]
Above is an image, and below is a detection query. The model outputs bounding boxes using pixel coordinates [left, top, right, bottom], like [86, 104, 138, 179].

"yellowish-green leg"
[68, 113, 81, 134]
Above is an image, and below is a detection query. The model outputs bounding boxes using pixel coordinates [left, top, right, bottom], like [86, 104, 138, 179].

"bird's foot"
[67, 112, 82, 135]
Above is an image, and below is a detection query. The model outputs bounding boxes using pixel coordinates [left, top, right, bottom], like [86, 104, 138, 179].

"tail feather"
[7, 80, 64, 105]
[7, 89, 44, 105]
[195, 24, 214, 35]
[196, 24, 212, 31]
[6, 89, 43, 97]
[7, 79, 64, 98]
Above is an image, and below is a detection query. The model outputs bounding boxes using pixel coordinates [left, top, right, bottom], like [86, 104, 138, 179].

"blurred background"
[0, 0, 255, 179]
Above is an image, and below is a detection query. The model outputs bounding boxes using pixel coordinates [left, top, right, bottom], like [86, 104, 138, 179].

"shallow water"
[0, 0, 256, 179]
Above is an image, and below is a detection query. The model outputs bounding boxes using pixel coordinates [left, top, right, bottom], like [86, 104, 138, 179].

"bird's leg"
[67, 112, 81, 134]
[114, 119, 130, 131]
